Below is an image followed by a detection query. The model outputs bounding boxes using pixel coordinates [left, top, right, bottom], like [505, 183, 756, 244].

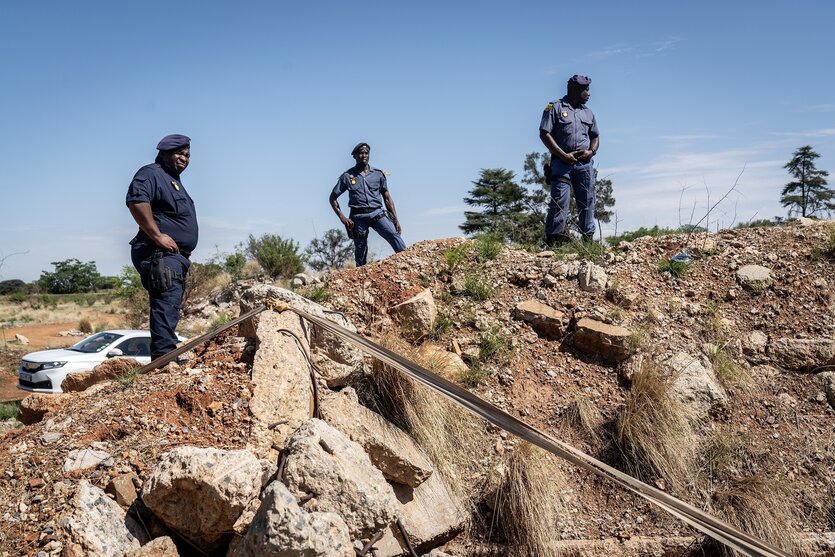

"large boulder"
[141, 447, 274, 553]
[248, 309, 316, 459]
[511, 300, 566, 340]
[373, 471, 467, 556]
[768, 338, 835, 371]
[320, 388, 433, 488]
[389, 289, 437, 342]
[240, 284, 364, 388]
[60, 480, 146, 557]
[231, 481, 353, 557]
[283, 418, 401, 539]
[573, 318, 632, 362]
[661, 352, 727, 416]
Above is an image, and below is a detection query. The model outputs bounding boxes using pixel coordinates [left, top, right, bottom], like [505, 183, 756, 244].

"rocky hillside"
[1, 220, 834, 557]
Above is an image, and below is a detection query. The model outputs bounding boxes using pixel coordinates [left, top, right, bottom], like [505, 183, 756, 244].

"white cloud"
[422, 204, 468, 217]
[770, 128, 835, 138]
[587, 45, 634, 58]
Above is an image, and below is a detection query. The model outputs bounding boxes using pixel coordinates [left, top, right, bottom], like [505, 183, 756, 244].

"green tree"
[0, 279, 26, 295]
[246, 233, 305, 279]
[781, 145, 833, 218]
[116, 265, 148, 328]
[305, 229, 353, 271]
[461, 168, 532, 243]
[38, 259, 101, 294]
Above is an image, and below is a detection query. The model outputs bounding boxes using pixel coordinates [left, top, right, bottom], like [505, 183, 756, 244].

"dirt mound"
[1, 223, 834, 555]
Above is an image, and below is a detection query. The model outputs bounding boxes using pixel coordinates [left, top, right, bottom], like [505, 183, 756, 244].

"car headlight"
[40, 361, 67, 370]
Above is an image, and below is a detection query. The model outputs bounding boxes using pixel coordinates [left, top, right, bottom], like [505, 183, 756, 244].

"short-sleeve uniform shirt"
[540, 96, 599, 153]
[125, 163, 199, 253]
[331, 167, 388, 215]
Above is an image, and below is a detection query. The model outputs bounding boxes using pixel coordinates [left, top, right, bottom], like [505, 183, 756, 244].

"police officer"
[539, 74, 600, 244]
[329, 143, 406, 266]
[126, 134, 198, 360]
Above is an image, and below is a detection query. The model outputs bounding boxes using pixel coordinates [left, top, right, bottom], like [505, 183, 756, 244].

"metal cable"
[280, 303, 790, 557]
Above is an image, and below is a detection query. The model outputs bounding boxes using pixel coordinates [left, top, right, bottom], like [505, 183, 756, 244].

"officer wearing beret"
[539, 74, 600, 244]
[329, 143, 406, 267]
[126, 134, 198, 360]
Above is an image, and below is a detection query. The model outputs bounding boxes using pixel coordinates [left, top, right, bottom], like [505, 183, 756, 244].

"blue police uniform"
[540, 95, 599, 239]
[126, 159, 198, 359]
[331, 166, 405, 266]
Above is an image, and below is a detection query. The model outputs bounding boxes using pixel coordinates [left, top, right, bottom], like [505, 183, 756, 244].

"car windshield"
[69, 332, 123, 353]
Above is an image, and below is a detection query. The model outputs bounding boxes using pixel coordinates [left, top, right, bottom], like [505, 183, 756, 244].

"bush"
[479, 326, 512, 362]
[301, 285, 330, 303]
[462, 272, 494, 300]
[444, 243, 473, 271]
[474, 233, 503, 262]
[115, 265, 148, 328]
[658, 258, 689, 278]
[78, 318, 93, 333]
[0, 401, 21, 421]
[210, 311, 233, 329]
[224, 251, 247, 281]
[304, 229, 353, 271]
[9, 292, 26, 303]
[246, 233, 305, 279]
[183, 262, 226, 306]
[0, 279, 26, 295]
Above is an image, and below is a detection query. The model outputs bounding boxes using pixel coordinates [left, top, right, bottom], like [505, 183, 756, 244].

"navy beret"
[351, 142, 370, 156]
[156, 134, 191, 151]
[568, 74, 592, 86]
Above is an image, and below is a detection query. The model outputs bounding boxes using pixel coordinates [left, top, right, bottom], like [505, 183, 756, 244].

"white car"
[17, 329, 185, 394]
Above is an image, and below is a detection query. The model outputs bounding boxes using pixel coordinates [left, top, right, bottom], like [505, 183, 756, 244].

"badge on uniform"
[171, 181, 180, 191]
[562, 112, 568, 117]
[350, 177, 356, 185]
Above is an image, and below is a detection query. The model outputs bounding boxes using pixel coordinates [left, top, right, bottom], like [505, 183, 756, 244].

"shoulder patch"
[544, 102, 553, 111]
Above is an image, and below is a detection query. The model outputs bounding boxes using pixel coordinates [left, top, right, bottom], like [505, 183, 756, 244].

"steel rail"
[281, 303, 790, 557]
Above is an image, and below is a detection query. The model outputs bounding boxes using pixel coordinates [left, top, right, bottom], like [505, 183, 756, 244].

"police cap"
[156, 134, 191, 151]
[351, 142, 370, 156]
[567, 75, 592, 86]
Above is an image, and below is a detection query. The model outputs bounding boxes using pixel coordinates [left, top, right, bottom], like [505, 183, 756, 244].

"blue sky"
[1, 1, 833, 281]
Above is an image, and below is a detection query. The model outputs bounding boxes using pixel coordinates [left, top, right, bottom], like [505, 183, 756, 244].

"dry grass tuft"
[613, 358, 699, 491]
[709, 474, 811, 557]
[495, 442, 565, 557]
[362, 334, 492, 503]
[562, 392, 602, 445]
[698, 428, 813, 557]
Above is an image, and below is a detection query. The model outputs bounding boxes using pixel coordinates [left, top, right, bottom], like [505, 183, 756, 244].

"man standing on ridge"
[126, 134, 198, 360]
[329, 142, 406, 267]
[539, 74, 600, 245]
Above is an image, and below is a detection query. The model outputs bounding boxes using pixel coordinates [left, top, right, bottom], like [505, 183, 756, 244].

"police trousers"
[351, 212, 406, 267]
[546, 160, 596, 239]
[131, 244, 190, 360]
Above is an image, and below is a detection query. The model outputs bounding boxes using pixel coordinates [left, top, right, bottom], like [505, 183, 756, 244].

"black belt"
[179, 248, 191, 259]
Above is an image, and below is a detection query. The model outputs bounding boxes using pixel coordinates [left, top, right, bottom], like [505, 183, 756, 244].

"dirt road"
[0, 322, 97, 402]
